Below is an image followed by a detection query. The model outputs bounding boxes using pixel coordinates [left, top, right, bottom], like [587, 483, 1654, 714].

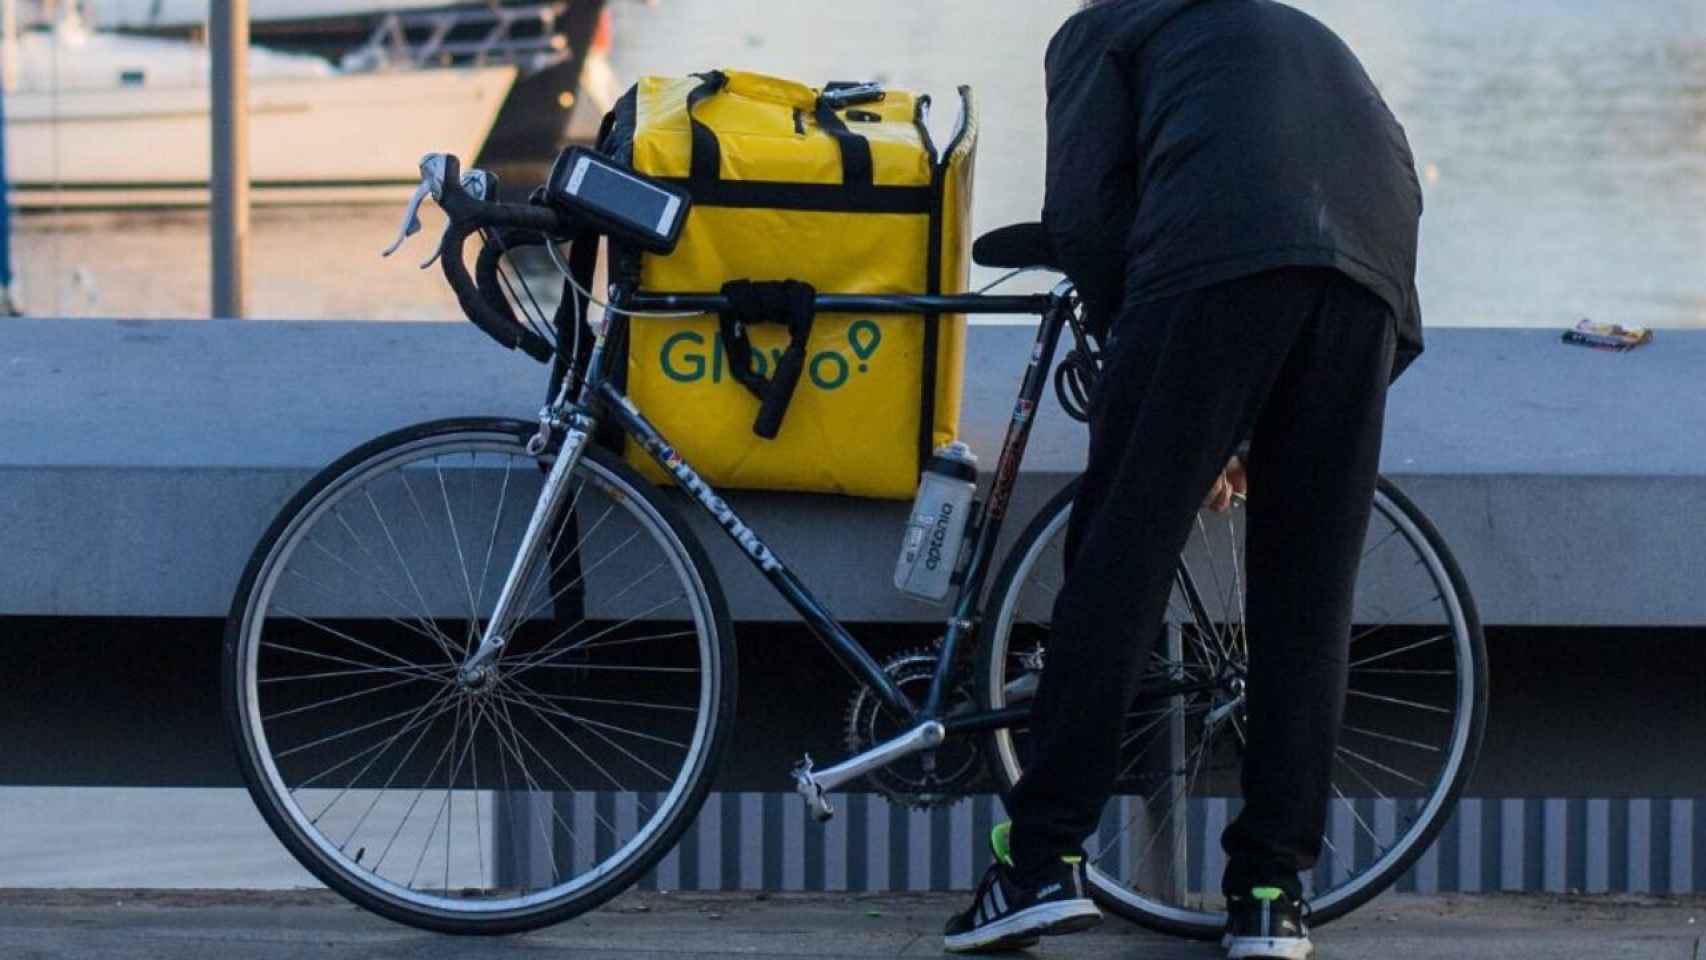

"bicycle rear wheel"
[224, 419, 735, 934]
[977, 477, 1486, 939]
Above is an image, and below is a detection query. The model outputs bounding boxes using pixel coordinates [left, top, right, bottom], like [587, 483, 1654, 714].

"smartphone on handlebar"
[546, 147, 693, 255]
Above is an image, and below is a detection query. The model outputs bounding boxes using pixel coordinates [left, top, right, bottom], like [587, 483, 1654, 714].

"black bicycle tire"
[975, 475, 1487, 940]
[222, 418, 738, 935]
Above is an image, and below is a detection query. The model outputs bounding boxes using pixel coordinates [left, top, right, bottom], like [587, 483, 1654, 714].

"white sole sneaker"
[943, 899, 1103, 953]
[1226, 934, 1314, 960]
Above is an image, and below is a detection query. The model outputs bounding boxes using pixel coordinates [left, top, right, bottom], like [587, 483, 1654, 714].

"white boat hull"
[6, 65, 517, 207]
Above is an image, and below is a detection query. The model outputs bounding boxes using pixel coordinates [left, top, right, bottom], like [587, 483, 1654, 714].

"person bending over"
[944, 1, 1423, 957]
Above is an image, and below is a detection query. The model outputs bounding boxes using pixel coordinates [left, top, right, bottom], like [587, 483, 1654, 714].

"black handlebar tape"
[474, 229, 548, 332]
[752, 346, 806, 440]
[439, 220, 553, 362]
[474, 234, 518, 326]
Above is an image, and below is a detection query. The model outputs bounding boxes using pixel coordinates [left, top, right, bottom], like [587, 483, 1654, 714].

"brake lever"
[381, 181, 430, 259]
[381, 153, 454, 259]
[420, 168, 500, 270]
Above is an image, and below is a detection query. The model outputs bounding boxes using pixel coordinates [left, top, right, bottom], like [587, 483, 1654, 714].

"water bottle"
[894, 442, 979, 602]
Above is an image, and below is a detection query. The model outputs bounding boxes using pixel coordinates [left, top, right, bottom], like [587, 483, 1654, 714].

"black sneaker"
[943, 822, 1102, 954]
[1223, 887, 1312, 960]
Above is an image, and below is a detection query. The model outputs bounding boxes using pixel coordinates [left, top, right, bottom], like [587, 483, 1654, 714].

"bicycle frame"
[458, 279, 1210, 807]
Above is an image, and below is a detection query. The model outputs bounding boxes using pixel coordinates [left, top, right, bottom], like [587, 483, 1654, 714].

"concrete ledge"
[3, 319, 1703, 625]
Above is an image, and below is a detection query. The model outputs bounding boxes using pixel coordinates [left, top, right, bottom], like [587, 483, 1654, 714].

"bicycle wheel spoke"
[521, 559, 676, 658]
[1346, 688, 1451, 716]
[338, 692, 462, 850]
[491, 694, 623, 839]
[1348, 632, 1449, 670]
[1219, 510, 1248, 654]
[286, 556, 449, 654]
[513, 498, 618, 630]
[497, 686, 688, 751]
[469, 699, 486, 892]
[518, 691, 697, 714]
[481, 697, 570, 886]
[1332, 782, 1388, 855]
[473, 454, 518, 618]
[405, 699, 476, 890]
[269, 607, 444, 678]
[264, 671, 438, 723]
[477, 697, 535, 894]
[1337, 743, 1427, 789]
[397, 467, 478, 639]
[505, 592, 689, 680]
[512, 662, 699, 674]
[1176, 556, 1236, 667]
[277, 698, 450, 762]
[261, 638, 442, 684]
[260, 662, 453, 684]
[1361, 525, 1403, 561]
[558, 627, 699, 656]
[297, 687, 456, 798]
[1350, 594, 1443, 643]
[1108, 718, 1213, 876]
[434, 458, 483, 628]
[1341, 723, 1440, 754]
[512, 527, 648, 643]
[329, 508, 460, 661]
[498, 480, 584, 637]
[365, 488, 467, 659]
[498, 684, 679, 788]
[373, 715, 462, 873]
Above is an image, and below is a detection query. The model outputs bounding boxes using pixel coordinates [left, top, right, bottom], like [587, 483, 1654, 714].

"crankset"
[843, 648, 987, 810]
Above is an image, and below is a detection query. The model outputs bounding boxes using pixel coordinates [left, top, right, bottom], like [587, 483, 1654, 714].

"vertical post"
[1, 0, 15, 93]
[0, 0, 15, 316]
[0, 54, 13, 315]
[209, 0, 249, 318]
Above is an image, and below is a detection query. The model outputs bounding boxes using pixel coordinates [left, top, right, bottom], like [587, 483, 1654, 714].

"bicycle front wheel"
[224, 419, 735, 934]
[977, 477, 1486, 939]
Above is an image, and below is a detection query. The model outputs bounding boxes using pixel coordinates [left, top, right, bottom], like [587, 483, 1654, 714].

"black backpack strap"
[686, 70, 729, 181]
[718, 279, 818, 439]
[813, 98, 875, 188]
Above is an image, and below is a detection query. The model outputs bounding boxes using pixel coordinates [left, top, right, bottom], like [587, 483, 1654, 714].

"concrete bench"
[3, 319, 1702, 626]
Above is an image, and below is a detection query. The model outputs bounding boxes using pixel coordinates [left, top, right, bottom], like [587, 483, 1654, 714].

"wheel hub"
[459, 664, 500, 692]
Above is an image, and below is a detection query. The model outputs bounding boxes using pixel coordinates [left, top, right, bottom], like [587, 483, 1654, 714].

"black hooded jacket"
[1045, 0, 1425, 377]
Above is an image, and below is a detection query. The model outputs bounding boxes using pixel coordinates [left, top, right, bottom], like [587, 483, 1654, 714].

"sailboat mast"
[2, 0, 17, 92]
[0, 0, 15, 314]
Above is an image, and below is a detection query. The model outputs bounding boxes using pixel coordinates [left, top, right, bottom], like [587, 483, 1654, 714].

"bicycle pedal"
[793, 755, 835, 823]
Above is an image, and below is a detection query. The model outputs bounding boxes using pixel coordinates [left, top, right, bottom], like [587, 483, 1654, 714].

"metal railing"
[344, 2, 572, 74]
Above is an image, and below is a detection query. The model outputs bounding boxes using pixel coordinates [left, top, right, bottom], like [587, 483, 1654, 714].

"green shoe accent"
[991, 822, 1013, 867]
[1061, 855, 1084, 864]
[1250, 886, 1285, 902]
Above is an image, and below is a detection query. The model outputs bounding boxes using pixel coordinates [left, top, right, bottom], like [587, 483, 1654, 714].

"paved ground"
[0, 890, 1700, 959]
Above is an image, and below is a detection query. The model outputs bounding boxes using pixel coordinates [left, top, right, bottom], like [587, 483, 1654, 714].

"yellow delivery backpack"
[599, 70, 979, 500]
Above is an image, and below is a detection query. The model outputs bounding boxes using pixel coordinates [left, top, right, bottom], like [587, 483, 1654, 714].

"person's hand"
[1203, 456, 1248, 512]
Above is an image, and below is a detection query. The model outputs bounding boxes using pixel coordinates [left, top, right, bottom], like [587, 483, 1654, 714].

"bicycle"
[223, 153, 1487, 939]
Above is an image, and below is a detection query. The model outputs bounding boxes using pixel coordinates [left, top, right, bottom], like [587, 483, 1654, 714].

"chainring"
[844, 647, 986, 810]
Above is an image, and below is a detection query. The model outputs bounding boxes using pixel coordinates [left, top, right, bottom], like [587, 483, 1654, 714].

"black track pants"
[1005, 268, 1397, 898]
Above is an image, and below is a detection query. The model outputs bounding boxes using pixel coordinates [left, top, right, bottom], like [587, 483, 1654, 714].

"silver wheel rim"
[986, 489, 1476, 928]
[234, 430, 720, 919]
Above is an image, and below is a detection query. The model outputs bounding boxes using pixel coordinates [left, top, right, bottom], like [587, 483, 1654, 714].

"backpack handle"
[685, 70, 875, 189]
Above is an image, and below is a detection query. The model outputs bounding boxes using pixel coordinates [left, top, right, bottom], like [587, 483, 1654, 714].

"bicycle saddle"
[974, 222, 1060, 271]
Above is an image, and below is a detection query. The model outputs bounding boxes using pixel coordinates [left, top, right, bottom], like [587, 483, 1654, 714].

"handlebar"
[430, 154, 568, 363]
[400, 153, 1080, 367]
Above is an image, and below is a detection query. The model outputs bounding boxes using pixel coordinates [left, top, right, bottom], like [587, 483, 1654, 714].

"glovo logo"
[660, 320, 883, 391]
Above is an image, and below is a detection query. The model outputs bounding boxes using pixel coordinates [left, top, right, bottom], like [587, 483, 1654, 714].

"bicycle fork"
[458, 409, 596, 686]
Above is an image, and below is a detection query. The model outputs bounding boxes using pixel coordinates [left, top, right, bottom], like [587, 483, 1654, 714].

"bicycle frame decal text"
[660, 445, 783, 574]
